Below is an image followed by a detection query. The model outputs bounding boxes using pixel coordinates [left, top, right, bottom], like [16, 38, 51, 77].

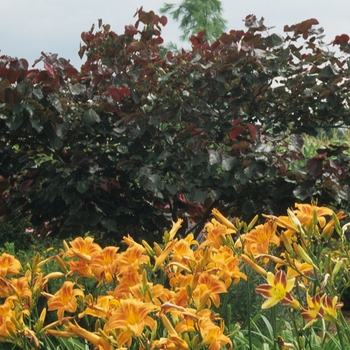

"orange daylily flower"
[66, 259, 95, 279]
[0, 277, 32, 305]
[197, 309, 232, 350]
[118, 244, 150, 272]
[152, 337, 188, 350]
[321, 294, 343, 323]
[0, 253, 21, 277]
[109, 267, 142, 298]
[256, 270, 299, 309]
[172, 234, 197, 265]
[107, 299, 158, 341]
[46, 281, 85, 323]
[294, 202, 334, 230]
[0, 298, 16, 341]
[322, 211, 347, 239]
[242, 220, 280, 263]
[65, 236, 102, 262]
[79, 295, 116, 319]
[158, 313, 190, 349]
[90, 246, 119, 285]
[192, 272, 227, 309]
[286, 259, 314, 281]
[206, 245, 247, 286]
[129, 282, 172, 305]
[197, 311, 233, 350]
[202, 218, 236, 248]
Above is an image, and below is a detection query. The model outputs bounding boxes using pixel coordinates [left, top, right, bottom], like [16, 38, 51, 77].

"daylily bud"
[153, 242, 163, 257]
[63, 240, 70, 252]
[168, 219, 184, 241]
[332, 260, 343, 281]
[332, 212, 343, 236]
[32, 252, 41, 272]
[294, 244, 315, 268]
[212, 208, 236, 230]
[280, 231, 294, 256]
[55, 255, 69, 273]
[197, 292, 210, 311]
[42, 272, 65, 285]
[287, 208, 305, 235]
[312, 209, 318, 228]
[34, 308, 46, 332]
[160, 314, 177, 336]
[247, 214, 259, 231]
[186, 284, 192, 299]
[241, 254, 267, 276]
[142, 240, 155, 256]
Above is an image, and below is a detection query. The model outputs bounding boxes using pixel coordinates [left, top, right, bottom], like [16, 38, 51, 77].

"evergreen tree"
[160, 0, 227, 43]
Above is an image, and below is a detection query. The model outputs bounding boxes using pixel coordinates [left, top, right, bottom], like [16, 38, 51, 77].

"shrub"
[1, 10, 350, 241]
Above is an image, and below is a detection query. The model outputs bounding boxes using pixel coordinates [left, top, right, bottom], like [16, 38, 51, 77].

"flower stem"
[272, 305, 277, 350]
[245, 266, 253, 350]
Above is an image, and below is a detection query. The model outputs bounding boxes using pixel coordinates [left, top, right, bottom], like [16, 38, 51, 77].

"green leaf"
[193, 188, 207, 203]
[117, 145, 128, 154]
[166, 183, 177, 195]
[49, 135, 63, 150]
[5, 113, 23, 131]
[70, 83, 86, 95]
[264, 33, 283, 47]
[208, 149, 221, 165]
[32, 86, 44, 100]
[83, 109, 100, 126]
[214, 82, 226, 95]
[221, 156, 236, 171]
[102, 219, 117, 232]
[77, 181, 90, 194]
[29, 114, 43, 133]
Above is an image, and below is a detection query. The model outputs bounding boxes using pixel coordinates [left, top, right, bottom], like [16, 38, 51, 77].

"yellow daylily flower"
[301, 293, 324, 328]
[256, 270, 299, 309]
[321, 294, 343, 323]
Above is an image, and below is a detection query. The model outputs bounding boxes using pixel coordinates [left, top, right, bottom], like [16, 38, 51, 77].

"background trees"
[1, 9, 350, 242]
[160, 0, 227, 42]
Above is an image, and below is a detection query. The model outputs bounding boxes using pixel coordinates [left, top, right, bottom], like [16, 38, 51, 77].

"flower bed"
[0, 202, 349, 349]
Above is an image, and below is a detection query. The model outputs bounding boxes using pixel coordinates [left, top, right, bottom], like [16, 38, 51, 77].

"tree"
[1, 9, 350, 243]
[160, 0, 227, 42]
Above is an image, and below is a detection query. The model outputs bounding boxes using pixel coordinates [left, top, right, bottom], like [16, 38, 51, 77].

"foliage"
[0, 203, 348, 349]
[2, 9, 350, 240]
[302, 128, 350, 159]
[160, 0, 227, 42]
[0, 219, 32, 251]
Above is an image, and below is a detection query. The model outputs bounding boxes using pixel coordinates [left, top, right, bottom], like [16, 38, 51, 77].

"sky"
[2, 0, 350, 68]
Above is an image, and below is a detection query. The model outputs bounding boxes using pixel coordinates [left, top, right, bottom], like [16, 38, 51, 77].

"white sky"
[2, 0, 350, 68]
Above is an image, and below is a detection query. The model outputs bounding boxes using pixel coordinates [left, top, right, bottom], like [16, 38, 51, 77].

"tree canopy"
[1, 9, 350, 242]
[160, 0, 227, 42]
